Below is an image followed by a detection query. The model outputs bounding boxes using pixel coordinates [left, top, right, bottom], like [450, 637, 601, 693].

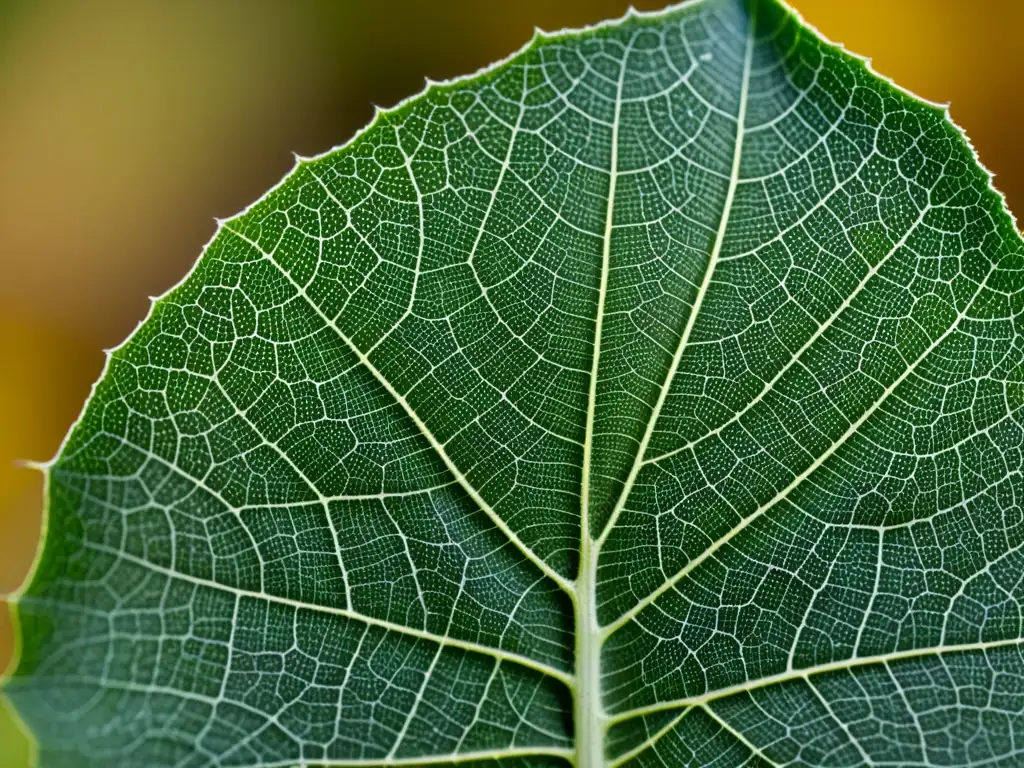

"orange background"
[1, 0, 1022, 762]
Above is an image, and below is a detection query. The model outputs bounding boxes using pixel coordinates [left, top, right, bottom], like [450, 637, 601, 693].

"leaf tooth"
[780, 0, 1018, 229]
[13, 459, 48, 474]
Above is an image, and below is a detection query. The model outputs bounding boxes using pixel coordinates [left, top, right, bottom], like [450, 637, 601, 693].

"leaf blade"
[6, 0, 1024, 766]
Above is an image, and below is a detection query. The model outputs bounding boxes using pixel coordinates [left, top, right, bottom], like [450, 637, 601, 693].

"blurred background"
[0, 0, 1021, 762]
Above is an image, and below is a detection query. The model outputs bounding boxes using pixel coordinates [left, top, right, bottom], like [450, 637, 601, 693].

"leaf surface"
[5, 0, 1024, 766]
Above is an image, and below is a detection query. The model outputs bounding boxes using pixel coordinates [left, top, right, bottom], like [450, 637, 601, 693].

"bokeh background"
[1, 0, 1021, 762]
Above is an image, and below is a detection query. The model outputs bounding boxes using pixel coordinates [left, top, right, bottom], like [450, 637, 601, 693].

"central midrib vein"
[576, 37, 629, 768]
[576, 9, 757, 766]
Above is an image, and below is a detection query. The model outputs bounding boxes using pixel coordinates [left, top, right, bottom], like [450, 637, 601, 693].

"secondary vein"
[85, 542, 575, 688]
[252, 747, 577, 767]
[593, 1, 757, 555]
[607, 636, 1024, 723]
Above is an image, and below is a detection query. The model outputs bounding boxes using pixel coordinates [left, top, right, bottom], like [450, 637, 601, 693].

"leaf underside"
[6, 0, 1024, 766]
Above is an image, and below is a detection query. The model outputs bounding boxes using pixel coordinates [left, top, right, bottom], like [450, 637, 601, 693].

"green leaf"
[5, 0, 1023, 765]
[0, 693, 35, 768]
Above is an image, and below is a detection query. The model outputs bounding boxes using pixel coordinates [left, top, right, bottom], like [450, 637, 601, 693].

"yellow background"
[1, 0, 1022, 762]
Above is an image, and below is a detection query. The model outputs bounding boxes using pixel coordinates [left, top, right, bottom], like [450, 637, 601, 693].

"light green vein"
[576, 32, 631, 768]
[607, 635, 1024, 723]
[593, 0, 757, 553]
[606, 706, 690, 768]
[254, 747, 576, 767]
[83, 542, 574, 687]
[701, 704, 778, 767]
